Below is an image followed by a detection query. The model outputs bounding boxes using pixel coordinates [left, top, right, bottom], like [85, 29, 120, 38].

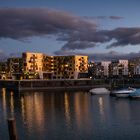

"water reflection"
[1, 88, 7, 118]
[19, 93, 46, 134]
[10, 91, 14, 116]
[64, 93, 70, 127]
[1, 90, 140, 140]
[98, 97, 105, 118]
[74, 92, 90, 130]
[21, 96, 25, 122]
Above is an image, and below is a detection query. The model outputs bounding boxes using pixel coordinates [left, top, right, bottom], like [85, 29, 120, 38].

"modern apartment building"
[0, 62, 7, 79]
[7, 57, 23, 79]
[101, 61, 111, 77]
[109, 60, 128, 77]
[129, 57, 140, 77]
[22, 52, 44, 79]
[42, 55, 54, 79]
[88, 61, 111, 79]
[53, 55, 88, 79]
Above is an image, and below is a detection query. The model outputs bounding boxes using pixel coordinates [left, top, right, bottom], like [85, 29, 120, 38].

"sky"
[0, 0, 140, 61]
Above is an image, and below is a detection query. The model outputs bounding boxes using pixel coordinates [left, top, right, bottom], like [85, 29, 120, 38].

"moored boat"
[89, 87, 110, 95]
[129, 88, 140, 98]
[110, 87, 136, 97]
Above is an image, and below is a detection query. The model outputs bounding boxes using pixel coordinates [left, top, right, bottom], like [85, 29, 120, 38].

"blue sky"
[0, 0, 140, 61]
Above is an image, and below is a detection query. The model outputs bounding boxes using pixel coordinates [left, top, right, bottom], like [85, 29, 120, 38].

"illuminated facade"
[0, 62, 7, 79]
[7, 57, 23, 79]
[22, 52, 44, 79]
[53, 55, 88, 79]
[42, 55, 54, 79]
[22, 52, 55, 79]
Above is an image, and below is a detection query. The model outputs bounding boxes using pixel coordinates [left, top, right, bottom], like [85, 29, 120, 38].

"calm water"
[1, 89, 140, 140]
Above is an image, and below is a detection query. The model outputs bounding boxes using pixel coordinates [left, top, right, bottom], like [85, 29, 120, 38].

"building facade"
[53, 55, 88, 79]
[101, 61, 111, 77]
[109, 60, 128, 77]
[22, 52, 44, 79]
[7, 58, 23, 79]
[22, 52, 88, 79]
[129, 57, 140, 78]
[0, 62, 7, 79]
[42, 55, 54, 79]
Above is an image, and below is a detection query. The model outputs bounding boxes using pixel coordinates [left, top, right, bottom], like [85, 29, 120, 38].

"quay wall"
[1, 79, 140, 92]
[0, 79, 110, 92]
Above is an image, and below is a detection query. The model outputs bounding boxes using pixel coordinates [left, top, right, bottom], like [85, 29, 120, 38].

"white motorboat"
[111, 87, 136, 97]
[89, 87, 110, 95]
[129, 88, 140, 98]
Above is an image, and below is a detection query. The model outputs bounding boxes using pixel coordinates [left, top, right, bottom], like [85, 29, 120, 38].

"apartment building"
[101, 61, 111, 77]
[53, 55, 88, 79]
[109, 60, 128, 77]
[0, 62, 7, 79]
[88, 61, 111, 79]
[129, 57, 140, 77]
[42, 55, 54, 79]
[22, 52, 44, 79]
[7, 57, 23, 79]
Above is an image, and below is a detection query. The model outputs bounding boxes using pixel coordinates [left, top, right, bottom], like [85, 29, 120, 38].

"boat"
[89, 87, 110, 95]
[111, 87, 136, 97]
[129, 88, 140, 98]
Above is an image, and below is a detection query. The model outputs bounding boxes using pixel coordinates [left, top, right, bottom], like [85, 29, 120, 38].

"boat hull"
[116, 93, 130, 98]
[89, 88, 110, 95]
[111, 88, 136, 97]
[129, 89, 140, 98]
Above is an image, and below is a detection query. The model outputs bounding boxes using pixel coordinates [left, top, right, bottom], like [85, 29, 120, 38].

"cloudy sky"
[0, 0, 140, 61]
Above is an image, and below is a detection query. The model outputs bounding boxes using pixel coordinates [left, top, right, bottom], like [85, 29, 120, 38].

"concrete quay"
[0, 79, 111, 92]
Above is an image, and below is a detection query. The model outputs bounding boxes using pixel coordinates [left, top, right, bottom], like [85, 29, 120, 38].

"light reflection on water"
[1, 90, 140, 140]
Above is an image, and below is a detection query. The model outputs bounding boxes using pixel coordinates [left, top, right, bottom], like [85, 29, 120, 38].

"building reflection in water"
[10, 91, 14, 117]
[21, 96, 25, 122]
[0, 90, 95, 137]
[98, 97, 105, 122]
[20, 92, 45, 133]
[1, 88, 7, 118]
[74, 92, 90, 130]
[64, 93, 70, 127]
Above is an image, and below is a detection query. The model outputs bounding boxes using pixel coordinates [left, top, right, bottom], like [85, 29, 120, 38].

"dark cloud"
[84, 16, 123, 20]
[54, 50, 140, 62]
[88, 51, 132, 61]
[0, 8, 140, 51]
[88, 51, 140, 62]
[0, 8, 97, 39]
[106, 28, 140, 48]
[61, 41, 95, 50]
[109, 16, 123, 20]
[54, 50, 77, 56]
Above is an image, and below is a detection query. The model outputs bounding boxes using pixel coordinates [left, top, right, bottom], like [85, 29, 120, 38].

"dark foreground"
[1, 89, 140, 140]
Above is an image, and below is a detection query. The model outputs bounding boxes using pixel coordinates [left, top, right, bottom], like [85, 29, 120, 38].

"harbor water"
[1, 89, 140, 140]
